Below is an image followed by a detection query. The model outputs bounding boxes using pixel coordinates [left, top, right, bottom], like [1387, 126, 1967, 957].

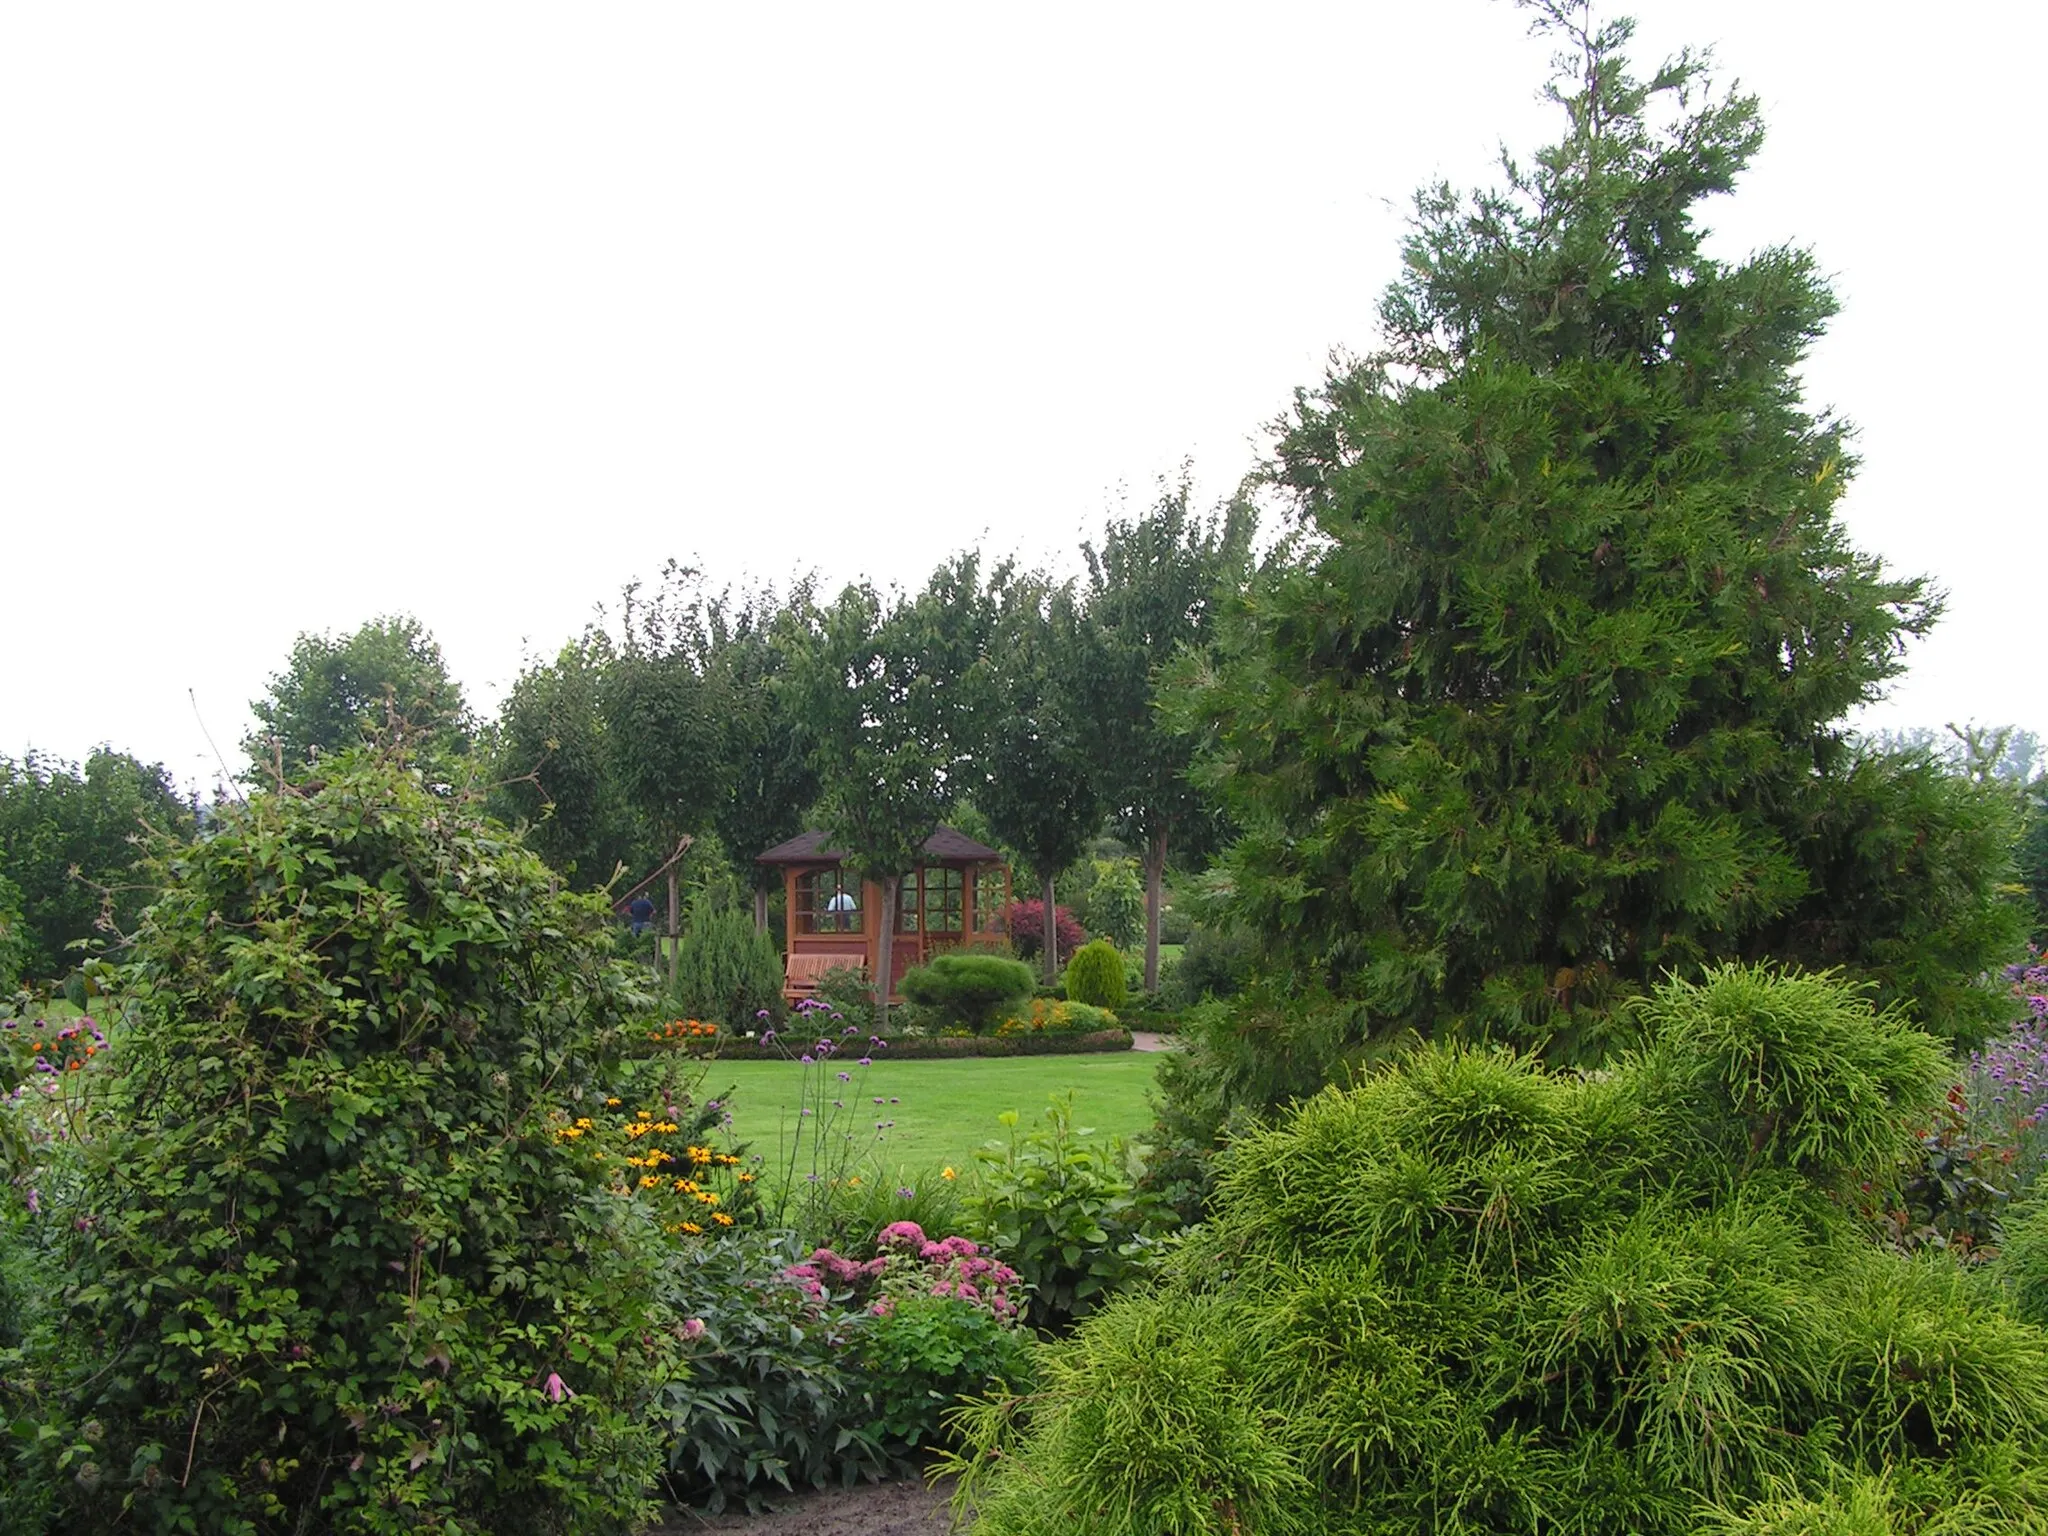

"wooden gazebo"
[756, 826, 1011, 1004]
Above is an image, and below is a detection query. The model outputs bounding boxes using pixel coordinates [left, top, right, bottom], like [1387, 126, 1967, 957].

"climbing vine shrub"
[18, 751, 675, 1535]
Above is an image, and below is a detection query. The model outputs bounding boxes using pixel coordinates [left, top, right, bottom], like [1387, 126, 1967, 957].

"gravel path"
[650, 1477, 955, 1536]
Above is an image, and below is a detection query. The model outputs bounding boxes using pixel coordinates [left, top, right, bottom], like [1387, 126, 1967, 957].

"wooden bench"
[783, 953, 866, 1005]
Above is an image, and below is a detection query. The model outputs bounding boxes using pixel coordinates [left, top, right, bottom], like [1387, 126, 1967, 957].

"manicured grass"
[685, 1051, 1165, 1183]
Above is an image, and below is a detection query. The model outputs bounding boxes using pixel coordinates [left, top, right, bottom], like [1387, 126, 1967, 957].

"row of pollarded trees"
[236, 490, 1255, 1016]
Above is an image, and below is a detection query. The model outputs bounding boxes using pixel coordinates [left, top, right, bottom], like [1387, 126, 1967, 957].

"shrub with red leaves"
[1001, 899, 1085, 967]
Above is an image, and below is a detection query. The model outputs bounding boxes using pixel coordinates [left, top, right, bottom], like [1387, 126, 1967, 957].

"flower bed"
[667, 1027, 1132, 1061]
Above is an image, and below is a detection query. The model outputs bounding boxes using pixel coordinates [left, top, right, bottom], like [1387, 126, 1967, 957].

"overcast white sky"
[3, 1, 2040, 795]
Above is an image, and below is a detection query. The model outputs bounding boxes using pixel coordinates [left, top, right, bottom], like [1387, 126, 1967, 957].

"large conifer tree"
[1189, 2, 2023, 1052]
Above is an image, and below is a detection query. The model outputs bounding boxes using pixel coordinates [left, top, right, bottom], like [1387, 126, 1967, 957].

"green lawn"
[684, 1051, 1165, 1183]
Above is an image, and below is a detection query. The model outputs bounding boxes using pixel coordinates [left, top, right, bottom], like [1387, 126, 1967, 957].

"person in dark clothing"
[628, 894, 655, 937]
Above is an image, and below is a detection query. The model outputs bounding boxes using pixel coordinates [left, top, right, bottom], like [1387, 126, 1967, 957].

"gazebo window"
[971, 866, 1008, 932]
[923, 867, 964, 934]
[796, 868, 861, 934]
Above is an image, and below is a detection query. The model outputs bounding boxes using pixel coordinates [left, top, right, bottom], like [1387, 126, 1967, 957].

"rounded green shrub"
[899, 951, 1037, 1034]
[1062, 939, 1127, 1012]
[946, 965, 2048, 1536]
[27, 751, 673, 1535]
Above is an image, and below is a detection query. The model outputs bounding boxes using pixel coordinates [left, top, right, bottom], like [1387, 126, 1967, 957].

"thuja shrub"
[20, 751, 675, 1535]
[945, 965, 2048, 1536]
[669, 897, 784, 1029]
[1062, 940, 1127, 1012]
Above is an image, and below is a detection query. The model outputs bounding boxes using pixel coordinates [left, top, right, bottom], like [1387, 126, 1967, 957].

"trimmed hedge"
[662, 1028, 1133, 1062]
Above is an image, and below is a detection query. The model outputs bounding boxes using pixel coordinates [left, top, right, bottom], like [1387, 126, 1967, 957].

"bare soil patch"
[648, 1477, 954, 1536]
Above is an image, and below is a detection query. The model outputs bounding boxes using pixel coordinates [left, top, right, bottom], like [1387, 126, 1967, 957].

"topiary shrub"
[25, 751, 674, 1535]
[945, 965, 2048, 1535]
[670, 895, 785, 1028]
[1062, 939, 1127, 1012]
[900, 951, 1036, 1035]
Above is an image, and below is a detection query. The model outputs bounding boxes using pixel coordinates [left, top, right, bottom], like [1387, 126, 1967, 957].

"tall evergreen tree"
[1185, 1, 2024, 1054]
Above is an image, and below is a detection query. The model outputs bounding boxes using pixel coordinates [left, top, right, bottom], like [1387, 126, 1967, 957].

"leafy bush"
[656, 1220, 1029, 1512]
[861, 1292, 1033, 1453]
[899, 951, 1037, 1034]
[1998, 1196, 2048, 1332]
[16, 751, 673, 1535]
[811, 1172, 968, 1255]
[810, 963, 876, 1024]
[1158, 900, 1192, 947]
[1159, 921, 1256, 1008]
[945, 966, 2048, 1535]
[995, 998, 1120, 1036]
[1062, 939, 1127, 1011]
[670, 896, 785, 1028]
[0, 875, 29, 996]
[675, 1028, 1132, 1061]
[968, 1096, 1166, 1331]
[1002, 899, 1085, 968]
[1079, 860, 1144, 950]
[654, 1228, 888, 1513]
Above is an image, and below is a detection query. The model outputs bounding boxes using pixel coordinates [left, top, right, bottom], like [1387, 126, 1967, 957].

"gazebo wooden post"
[666, 866, 680, 992]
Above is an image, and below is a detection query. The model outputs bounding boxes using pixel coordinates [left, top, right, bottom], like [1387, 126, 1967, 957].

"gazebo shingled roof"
[755, 824, 1001, 865]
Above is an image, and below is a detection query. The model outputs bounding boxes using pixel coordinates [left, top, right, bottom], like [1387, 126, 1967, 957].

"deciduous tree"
[977, 579, 1102, 983]
[0, 748, 192, 980]
[1078, 479, 1254, 991]
[244, 614, 470, 775]
[787, 557, 1002, 1024]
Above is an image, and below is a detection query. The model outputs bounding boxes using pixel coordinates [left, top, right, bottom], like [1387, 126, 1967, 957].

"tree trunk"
[753, 886, 769, 934]
[1042, 873, 1059, 986]
[874, 874, 898, 1031]
[666, 867, 680, 993]
[1143, 827, 1168, 994]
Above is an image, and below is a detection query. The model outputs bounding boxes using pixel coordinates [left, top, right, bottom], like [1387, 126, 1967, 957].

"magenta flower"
[543, 1372, 575, 1402]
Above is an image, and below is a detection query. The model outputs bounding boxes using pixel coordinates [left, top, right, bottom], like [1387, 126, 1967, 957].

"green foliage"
[654, 1222, 1029, 1513]
[653, 1229, 891, 1513]
[946, 965, 2048, 1536]
[243, 613, 470, 775]
[786, 558, 1005, 1022]
[1998, 1198, 2048, 1330]
[1063, 939, 1128, 1012]
[0, 749, 193, 982]
[1181, 4, 2026, 1057]
[995, 998, 1120, 1037]
[487, 633, 654, 887]
[968, 1096, 1166, 1331]
[0, 873, 29, 994]
[2020, 780, 2048, 944]
[978, 579, 1103, 979]
[899, 952, 1036, 1035]
[1159, 921, 1256, 1009]
[1639, 966, 1950, 1193]
[670, 896, 785, 1028]
[1076, 476, 1254, 989]
[859, 1291, 1034, 1454]
[1080, 859, 1145, 950]
[20, 750, 671, 1534]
